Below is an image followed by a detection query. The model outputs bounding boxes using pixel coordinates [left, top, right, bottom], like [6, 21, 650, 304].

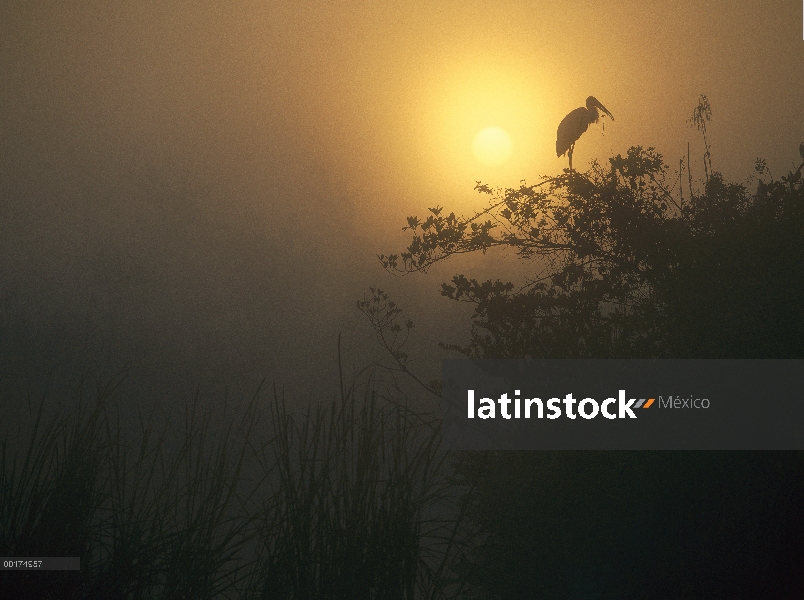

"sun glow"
[410, 58, 553, 204]
[472, 127, 513, 166]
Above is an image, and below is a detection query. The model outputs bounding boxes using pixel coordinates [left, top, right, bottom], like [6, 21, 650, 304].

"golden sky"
[4, 1, 802, 215]
[1, 0, 802, 397]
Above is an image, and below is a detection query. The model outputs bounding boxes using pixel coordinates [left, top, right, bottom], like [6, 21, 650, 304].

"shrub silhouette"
[368, 139, 804, 599]
[378, 146, 804, 360]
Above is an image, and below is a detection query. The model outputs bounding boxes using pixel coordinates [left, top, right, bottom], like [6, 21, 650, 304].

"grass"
[0, 363, 470, 599]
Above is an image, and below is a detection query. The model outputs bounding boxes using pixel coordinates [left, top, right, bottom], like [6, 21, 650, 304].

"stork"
[556, 96, 614, 171]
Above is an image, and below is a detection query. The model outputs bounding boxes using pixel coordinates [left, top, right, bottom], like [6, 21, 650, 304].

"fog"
[2, 0, 802, 408]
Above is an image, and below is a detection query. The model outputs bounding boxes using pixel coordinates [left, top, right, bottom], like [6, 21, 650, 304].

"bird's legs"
[568, 143, 574, 172]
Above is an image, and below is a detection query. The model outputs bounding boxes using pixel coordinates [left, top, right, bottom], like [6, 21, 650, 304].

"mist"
[1, 0, 802, 406]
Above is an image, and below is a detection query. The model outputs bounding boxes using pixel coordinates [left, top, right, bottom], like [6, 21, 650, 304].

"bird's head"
[586, 96, 614, 122]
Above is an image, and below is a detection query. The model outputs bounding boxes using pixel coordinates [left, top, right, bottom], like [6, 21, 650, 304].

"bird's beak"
[593, 99, 614, 121]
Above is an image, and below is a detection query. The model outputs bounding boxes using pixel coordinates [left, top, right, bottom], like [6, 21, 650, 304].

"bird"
[556, 96, 614, 171]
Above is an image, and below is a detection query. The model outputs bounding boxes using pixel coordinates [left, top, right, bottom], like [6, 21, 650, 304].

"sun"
[472, 127, 513, 166]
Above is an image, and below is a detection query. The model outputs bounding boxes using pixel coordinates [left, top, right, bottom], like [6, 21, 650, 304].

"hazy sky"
[1, 0, 802, 403]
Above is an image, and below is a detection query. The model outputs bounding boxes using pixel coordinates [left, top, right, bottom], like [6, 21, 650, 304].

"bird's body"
[556, 96, 614, 171]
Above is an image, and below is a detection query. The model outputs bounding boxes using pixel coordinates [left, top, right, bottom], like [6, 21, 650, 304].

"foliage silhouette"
[689, 94, 714, 181]
[364, 124, 804, 599]
[378, 146, 804, 360]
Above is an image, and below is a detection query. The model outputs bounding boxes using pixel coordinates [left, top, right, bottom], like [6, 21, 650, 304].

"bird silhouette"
[556, 96, 614, 171]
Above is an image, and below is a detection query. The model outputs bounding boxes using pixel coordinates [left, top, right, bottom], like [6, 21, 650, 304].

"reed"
[242, 371, 463, 600]
[1, 362, 467, 599]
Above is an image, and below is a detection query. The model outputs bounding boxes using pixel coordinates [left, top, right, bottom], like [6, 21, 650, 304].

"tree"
[362, 141, 804, 600]
[376, 146, 804, 360]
